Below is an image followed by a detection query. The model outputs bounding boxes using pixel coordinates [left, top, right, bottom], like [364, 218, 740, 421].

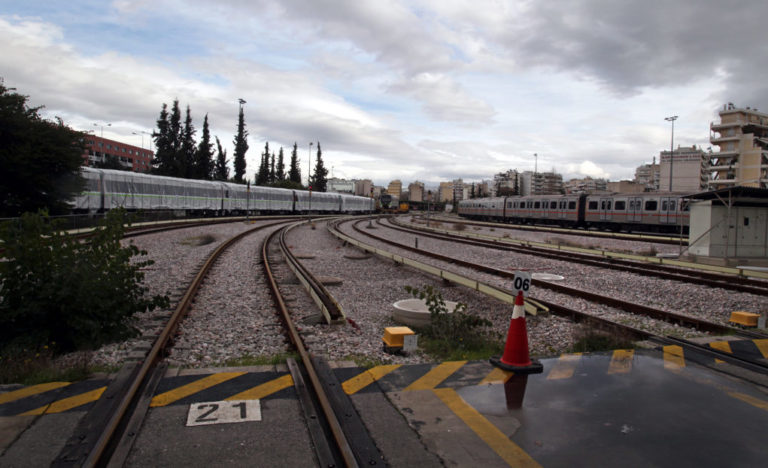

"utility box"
[686, 188, 768, 259]
[383, 327, 417, 353]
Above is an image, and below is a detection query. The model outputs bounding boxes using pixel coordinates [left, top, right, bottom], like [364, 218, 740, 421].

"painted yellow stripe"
[0, 381, 70, 405]
[754, 339, 768, 359]
[663, 345, 685, 370]
[342, 365, 401, 395]
[709, 341, 732, 364]
[728, 392, 768, 412]
[22, 387, 106, 415]
[150, 372, 246, 407]
[546, 353, 582, 380]
[404, 361, 467, 391]
[433, 388, 541, 468]
[479, 367, 514, 385]
[607, 349, 634, 375]
[226, 374, 293, 401]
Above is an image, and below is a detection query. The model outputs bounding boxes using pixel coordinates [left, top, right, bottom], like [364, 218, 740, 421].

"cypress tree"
[276, 147, 285, 181]
[312, 142, 328, 192]
[214, 136, 229, 181]
[233, 104, 248, 183]
[288, 142, 301, 184]
[180, 105, 196, 178]
[269, 151, 276, 184]
[195, 114, 213, 179]
[151, 103, 172, 175]
[169, 100, 183, 177]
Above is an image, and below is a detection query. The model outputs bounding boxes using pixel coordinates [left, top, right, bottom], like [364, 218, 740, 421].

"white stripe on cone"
[511, 292, 525, 319]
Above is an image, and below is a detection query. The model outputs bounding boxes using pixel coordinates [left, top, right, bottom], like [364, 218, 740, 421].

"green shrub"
[404, 285, 498, 359]
[0, 209, 169, 355]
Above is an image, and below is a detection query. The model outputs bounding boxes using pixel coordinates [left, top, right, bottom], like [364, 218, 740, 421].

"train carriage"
[340, 193, 374, 213]
[583, 192, 689, 232]
[294, 191, 342, 213]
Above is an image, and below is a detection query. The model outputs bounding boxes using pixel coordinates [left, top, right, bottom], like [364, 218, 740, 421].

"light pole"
[307, 142, 314, 188]
[93, 122, 111, 137]
[132, 130, 152, 151]
[132, 131, 144, 148]
[665, 115, 678, 191]
[533, 152, 538, 195]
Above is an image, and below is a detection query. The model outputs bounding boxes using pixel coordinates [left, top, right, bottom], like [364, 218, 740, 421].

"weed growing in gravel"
[348, 355, 388, 369]
[0, 346, 114, 385]
[404, 285, 500, 360]
[223, 353, 299, 367]
[569, 326, 635, 353]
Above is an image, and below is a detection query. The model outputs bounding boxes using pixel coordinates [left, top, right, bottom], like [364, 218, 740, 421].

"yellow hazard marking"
[342, 365, 401, 395]
[708, 341, 732, 364]
[546, 353, 582, 380]
[22, 387, 106, 415]
[663, 345, 685, 371]
[226, 374, 294, 401]
[728, 392, 768, 412]
[479, 367, 514, 385]
[754, 339, 768, 359]
[150, 372, 246, 407]
[404, 361, 467, 391]
[607, 349, 634, 375]
[433, 388, 542, 468]
[0, 381, 70, 405]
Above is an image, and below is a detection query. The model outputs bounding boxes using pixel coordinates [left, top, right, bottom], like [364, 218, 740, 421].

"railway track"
[425, 214, 689, 246]
[334, 217, 766, 341]
[53, 218, 381, 467]
[390, 216, 768, 296]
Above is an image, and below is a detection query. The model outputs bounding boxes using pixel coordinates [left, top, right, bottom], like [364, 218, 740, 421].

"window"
[644, 200, 657, 211]
[588, 201, 598, 210]
[669, 201, 676, 211]
[601, 200, 606, 210]
[568, 201, 576, 210]
[534, 201, 540, 209]
[615, 201, 625, 210]
[662, 201, 668, 211]
[550, 201, 557, 209]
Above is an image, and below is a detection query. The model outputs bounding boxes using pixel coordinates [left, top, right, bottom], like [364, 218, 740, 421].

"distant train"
[73, 168, 375, 215]
[458, 192, 690, 234]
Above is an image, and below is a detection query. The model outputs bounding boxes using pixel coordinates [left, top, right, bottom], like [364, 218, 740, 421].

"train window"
[669, 201, 676, 211]
[568, 201, 576, 209]
[644, 200, 657, 211]
[606, 201, 612, 210]
[629, 200, 634, 209]
[600, 200, 606, 210]
[662, 201, 667, 211]
[534, 201, 540, 209]
[588, 201, 598, 210]
[615, 201, 625, 210]
[550, 201, 557, 209]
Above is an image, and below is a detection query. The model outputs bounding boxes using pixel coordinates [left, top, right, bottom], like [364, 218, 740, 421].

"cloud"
[388, 73, 496, 123]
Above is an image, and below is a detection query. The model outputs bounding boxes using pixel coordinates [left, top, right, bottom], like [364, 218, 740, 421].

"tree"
[213, 136, 229, 181]
[151, 103, 172, 175]
[194, 114, 214, 179]
[276, 147, 285, 182]
[255, 142, 270, 185]
[0, 209, 168, 354]
[311, 141, 328, 192]
[169, 99, 183, 176]
[180, 105, 196, 178]
[0, 82, 85, 216]
[288, 142, 301, 185]
[233, 104, 248, 183]
[93, 154, 126, 171]
[269, 151, 276, 184]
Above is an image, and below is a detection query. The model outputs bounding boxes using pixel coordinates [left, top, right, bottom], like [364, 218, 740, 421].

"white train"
[73, 168, 374, 215]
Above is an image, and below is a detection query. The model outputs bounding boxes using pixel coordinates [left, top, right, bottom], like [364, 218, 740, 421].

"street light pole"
[93, 122, 111, 137]
[533, 152, 538, 195]
[665, 116, 678, 191]
[132, 131, 144, 148]
[307, 142, 314, 187]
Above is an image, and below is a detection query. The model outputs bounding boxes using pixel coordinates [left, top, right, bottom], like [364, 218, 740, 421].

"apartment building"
[635, 161, 660, 191]
[659, 145, 709, 192]
[82, 135, 154, 172]
[408, 181, 424, 202]
[386, 179, 402, 198]
[707, 104, 768, 189]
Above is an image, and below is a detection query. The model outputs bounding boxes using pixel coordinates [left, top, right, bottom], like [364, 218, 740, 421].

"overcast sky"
[2, 0, 766, 188]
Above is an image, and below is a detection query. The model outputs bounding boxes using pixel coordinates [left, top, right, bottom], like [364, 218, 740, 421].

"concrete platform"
[2, 344, 767, 467]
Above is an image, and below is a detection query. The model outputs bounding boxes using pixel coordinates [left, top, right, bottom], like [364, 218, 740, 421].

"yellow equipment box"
[382, 327, 415, 348]
[729, 311, 759, 327]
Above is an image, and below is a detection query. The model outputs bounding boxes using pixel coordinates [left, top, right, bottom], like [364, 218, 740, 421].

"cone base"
[490, 356, 543, 374]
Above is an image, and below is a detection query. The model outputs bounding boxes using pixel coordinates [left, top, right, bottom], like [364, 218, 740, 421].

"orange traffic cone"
[490, 291, 543, 374]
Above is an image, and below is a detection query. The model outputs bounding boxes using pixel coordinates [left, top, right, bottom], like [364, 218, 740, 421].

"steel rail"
[71, 219, 292, 467]
[344, 218, 749, 337]
[388, 217, 768, 296]
[262, 227, 359, 468]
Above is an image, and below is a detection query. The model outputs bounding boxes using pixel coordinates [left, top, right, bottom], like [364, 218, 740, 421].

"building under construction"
[708, 104, 768, 189]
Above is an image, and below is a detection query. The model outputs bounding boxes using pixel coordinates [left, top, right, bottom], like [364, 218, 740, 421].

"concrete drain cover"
[531, 273, 564, 281]
[392, 298, 458, 328]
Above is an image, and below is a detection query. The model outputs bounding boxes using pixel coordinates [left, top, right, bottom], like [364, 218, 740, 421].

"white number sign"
[186, 399, 262, 426]
[512, 271, 532, 297]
